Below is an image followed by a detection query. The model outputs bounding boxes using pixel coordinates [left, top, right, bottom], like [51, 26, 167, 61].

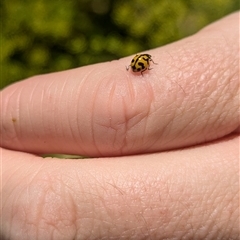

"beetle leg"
[150, 59, 158, 65]
[141, 68, 147, 76]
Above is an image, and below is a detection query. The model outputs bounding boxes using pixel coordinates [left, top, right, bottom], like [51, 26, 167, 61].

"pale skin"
[0, 12, 239, 240]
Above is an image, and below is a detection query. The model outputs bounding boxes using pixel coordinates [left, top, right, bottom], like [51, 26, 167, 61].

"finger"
[1, 135, 239, 239]
[1, 12, 239, 157]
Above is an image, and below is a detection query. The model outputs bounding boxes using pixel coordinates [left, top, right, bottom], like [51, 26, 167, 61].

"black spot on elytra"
[138, 62, 145, 69]
[132, 65, 141, 72]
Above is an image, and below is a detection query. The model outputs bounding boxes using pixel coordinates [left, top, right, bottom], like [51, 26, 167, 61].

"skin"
[0, 12, 239, 240]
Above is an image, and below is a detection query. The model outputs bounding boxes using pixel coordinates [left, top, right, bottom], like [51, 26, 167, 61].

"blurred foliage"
[1, 0, 239, 88]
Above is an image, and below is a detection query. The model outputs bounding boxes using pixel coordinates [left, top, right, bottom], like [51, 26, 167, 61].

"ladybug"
[126, 54, 157, 76]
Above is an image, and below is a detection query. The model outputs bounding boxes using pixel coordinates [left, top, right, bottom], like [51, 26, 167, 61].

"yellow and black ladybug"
[126, 54, 157, 76]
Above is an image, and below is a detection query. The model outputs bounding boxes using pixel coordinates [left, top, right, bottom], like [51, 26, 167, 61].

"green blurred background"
[1, 0, 239, 89]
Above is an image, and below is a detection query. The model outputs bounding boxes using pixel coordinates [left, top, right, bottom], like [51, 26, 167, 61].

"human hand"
[1, 12, 239, 240]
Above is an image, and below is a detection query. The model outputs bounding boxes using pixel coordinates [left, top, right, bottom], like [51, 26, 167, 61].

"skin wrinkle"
[198, 181, 233, 239]
[125, 111, 148, 135]
[150, 107, 179, 150]
[3, 152, 33, 181]
[53, 78, 65, 141]
[177, 208, 195, 239]
[165, 52, 189, 97]
[93, 173, 155, 237]
[33, 79, 59, 148]
[93, 203, 117, 234]
[110, 88, 127, 154]
[12, 188, 40, 239]
[78, 69, 101, 154]
[218, 29, 237, 55]
[197, 102, 218, 141]
[126, 70, 136, 104]
[122, 97, 136, 154]
[76, 171, 109, 228]
[27, 179, 50, 228]
[124, 96, 144, 138]
[174, 110, 193, 142]
[138, 110, 150, 151]
[209, 80, 238, 136]
[1, 85, 20, 146]
[40, 80, 50, 144]
[58, 78, 69, 147]
[71, 94, 90, 154]
[10, 88, 23, 147]
[24, 166, 49, 236]
[7, 86, 24, 148]
[64, 87, 83, 152]
[5, 158, 48, 231]
[231, 202, 239, 237]
[46, 80, 62, 149]
[123, 80, 155, 153]
[7, 166, 38, 238]
[92, 75, 129, 154]
[72, 169, 98, 212]
[109, 81, 121, 152]
[42, 78, 56, 150]
[92, 79, 106, 156]
[28, 170, 75, 239]
[140, 82, 155, 150]
[172, 43, 204, 71]
[98, 81, 126, 154]
[171, 40, 236, 142]
[2, 175, 20, 235]
[45, 186, 73, 231]
[123, 75, 141, 152]
[215, 109, 234, 137]
[180, 59, 212, 95]
[42, 79, 65, 151]
[28, 79, 42, 143]
[151, 59, 195, 146]
[66, 85, 80, 153]
[75, 69, 95, 155]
